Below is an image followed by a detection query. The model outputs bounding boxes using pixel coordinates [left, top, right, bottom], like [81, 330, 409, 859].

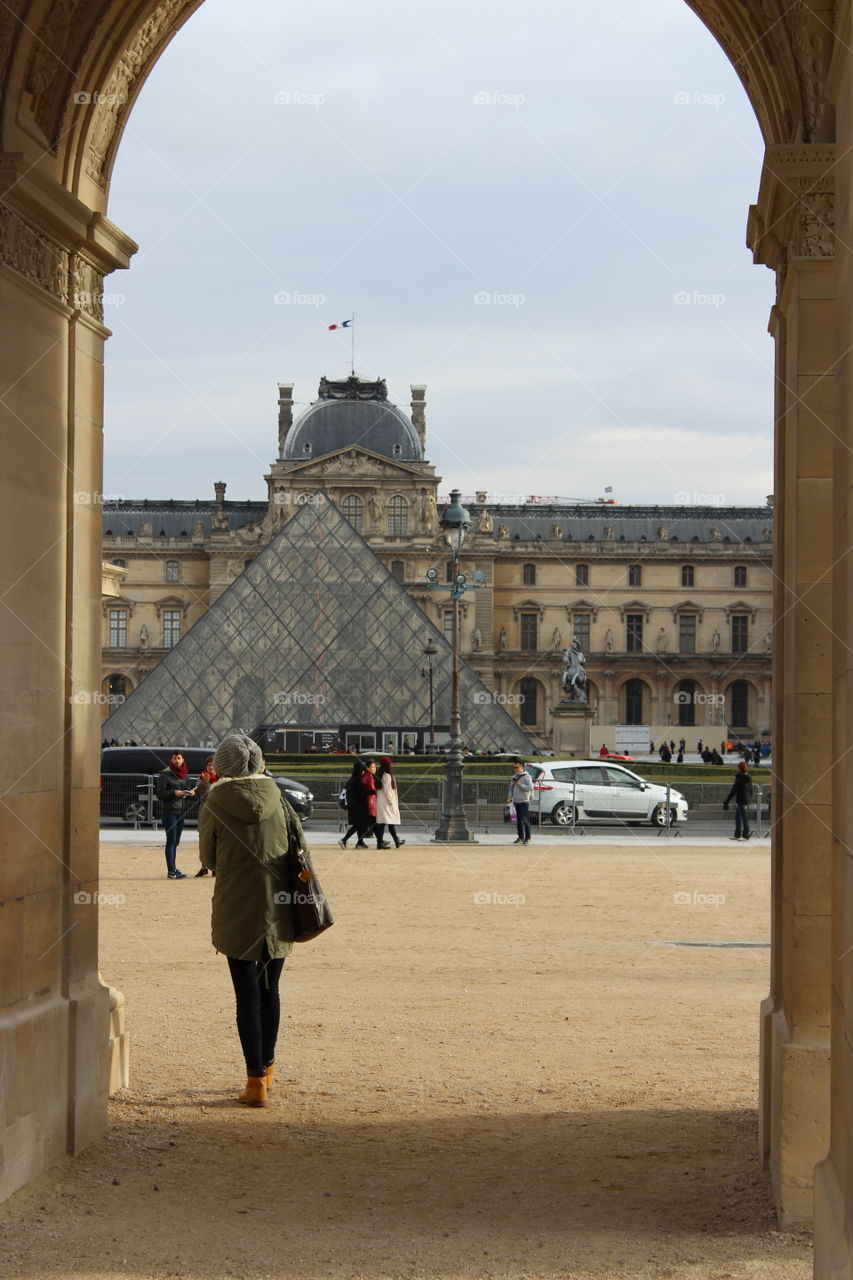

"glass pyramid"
[101, 496, 534, 753]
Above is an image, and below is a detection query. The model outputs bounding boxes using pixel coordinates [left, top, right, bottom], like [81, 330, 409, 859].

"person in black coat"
[723, 761, 754, 840]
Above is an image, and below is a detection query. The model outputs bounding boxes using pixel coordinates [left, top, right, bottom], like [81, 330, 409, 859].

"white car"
[526, 760, 689, 827]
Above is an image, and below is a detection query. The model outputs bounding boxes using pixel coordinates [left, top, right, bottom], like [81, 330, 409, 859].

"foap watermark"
[74, 491, 125, 505]
[74, 890, 126, 906]
[674, 691, 725, 708]
[474, 91, 526, 107]
[672, 490, 727, 505]
[274, 890, 327, 905]
[473, 890, 526, 906]
[673, 890, 726, 908]
[294, 491, 326, 508]
[274, 691, 326, 707]
[73, 90, 127, 106]
[273, 90, 326, 107]
[674, 290, 726, 308]
[474, 290, 525, 307]
[673, 90, 726, 108]
[489, 491, 525, 505]
[74, 291, 125, 309]
[273, 290, 326, 307]
[70, 691, 125, 706]
[472, 690, 524, 706]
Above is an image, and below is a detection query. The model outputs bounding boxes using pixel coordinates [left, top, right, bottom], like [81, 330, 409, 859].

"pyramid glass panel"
[102, 498, 534, 753]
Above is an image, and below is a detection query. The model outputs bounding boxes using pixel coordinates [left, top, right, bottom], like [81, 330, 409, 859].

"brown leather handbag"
[284, 847, 334, 942]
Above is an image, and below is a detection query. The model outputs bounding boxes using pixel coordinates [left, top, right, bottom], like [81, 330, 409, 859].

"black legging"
[226, 952, 285, 1077]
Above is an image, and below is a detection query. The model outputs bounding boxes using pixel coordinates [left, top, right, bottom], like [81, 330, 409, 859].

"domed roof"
[284, 376, 423, 463]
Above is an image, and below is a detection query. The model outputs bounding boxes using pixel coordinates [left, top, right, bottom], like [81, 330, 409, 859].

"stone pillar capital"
[748, 144, 836, 273]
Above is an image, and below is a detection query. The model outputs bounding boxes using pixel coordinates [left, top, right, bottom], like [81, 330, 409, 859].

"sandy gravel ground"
[0, 834, 812, 1280]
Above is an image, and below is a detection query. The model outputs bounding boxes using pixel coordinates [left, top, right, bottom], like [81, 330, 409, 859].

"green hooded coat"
[198, 775, 303, 961]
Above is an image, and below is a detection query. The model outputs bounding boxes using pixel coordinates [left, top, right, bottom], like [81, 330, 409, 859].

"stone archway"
[0, 3, 850, 1275]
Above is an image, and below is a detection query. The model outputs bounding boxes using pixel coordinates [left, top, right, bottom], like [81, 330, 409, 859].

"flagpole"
[350, 312, 355, 375]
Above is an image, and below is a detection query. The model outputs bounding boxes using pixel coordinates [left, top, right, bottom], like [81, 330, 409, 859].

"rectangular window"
[573, 613, 590, 654]
[681, 565, 694, 588]
[576, 564, 589, 587]
[626, 614, 643, 653]
[679, 615, 696, 654]
[732, 615, 749, 653]
[443, 610, 453, 644]
[628, 564, 642, 587]
[163, 610, 182, 649]
[520, 613, 538, 652]
[108, 609, 127, 648]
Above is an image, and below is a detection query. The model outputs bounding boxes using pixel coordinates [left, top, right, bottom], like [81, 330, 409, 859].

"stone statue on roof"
[318, 375, 388, 402]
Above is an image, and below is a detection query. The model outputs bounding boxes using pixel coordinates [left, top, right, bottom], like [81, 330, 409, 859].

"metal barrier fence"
[101, 770, 771, 838]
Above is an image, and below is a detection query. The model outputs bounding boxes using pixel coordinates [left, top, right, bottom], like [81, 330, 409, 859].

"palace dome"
[283, 376, 423, 463]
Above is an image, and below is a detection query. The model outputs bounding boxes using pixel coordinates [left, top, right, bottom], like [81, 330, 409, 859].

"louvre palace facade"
[101, 375, 774, 751]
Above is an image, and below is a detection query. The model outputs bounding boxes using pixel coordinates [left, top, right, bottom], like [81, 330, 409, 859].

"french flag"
[328, 320, 352, 330]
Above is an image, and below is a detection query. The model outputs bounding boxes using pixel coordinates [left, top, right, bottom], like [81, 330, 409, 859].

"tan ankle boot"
[237, 1075, 268, 1107]
[265, 1063, 275, 1095]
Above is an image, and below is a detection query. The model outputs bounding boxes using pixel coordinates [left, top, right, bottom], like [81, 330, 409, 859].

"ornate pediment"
[286, 448, 425, 479]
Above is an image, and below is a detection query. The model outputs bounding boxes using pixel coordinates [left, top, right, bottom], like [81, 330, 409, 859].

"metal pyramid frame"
[101, 495, 535, 753]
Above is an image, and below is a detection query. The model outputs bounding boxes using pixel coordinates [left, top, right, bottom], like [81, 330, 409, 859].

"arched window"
[522, 563, 536, 586]
[388, 496, 408, 536]
[111, 558, 127, 568]
[164, 559, 180, 582]
[676, 679, 697, 727]
[729, 680, 750, 727]
[624, 679, 645, 725]
[107, 674, 129, 702]
[628, 563, 642, 587]
[341, 495, 363, 532]
[734, 565, 748, 588]
[391, 560, 405, 583]
[519, 678, 540, 726]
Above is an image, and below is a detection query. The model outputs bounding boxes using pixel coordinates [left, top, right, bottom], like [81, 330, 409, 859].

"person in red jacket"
[360, 759, 381, 849]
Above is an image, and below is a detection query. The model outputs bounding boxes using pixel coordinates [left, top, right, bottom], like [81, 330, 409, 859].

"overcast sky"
[103, 0, 774, 508]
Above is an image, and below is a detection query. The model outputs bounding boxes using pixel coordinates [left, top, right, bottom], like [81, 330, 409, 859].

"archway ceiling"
[0, 0, 835, 209]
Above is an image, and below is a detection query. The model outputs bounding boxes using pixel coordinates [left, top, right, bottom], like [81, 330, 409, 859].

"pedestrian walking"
[723, 760, 754, 840]
[338, 758, 366, 848]
[508, 759, 534, 846]
[198, 733, 306, 1108]
[155, 751, 196, 879]
[374, 756, 406, 848]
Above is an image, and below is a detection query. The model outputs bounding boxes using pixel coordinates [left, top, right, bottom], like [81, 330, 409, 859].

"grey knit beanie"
[213, 734, 263, 778]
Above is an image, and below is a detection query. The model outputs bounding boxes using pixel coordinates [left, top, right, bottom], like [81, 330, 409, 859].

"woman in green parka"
[199, 734, 306, 1108]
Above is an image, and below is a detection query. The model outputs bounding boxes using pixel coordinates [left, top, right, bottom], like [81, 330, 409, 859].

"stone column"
[815, 11, 853, 1274]
[0, 157, 135, 1199]
[749, 143, 835, 1226]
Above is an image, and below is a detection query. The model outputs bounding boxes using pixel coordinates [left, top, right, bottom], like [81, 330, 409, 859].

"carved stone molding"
[21, 0, 104, 148]
[749, 143, 836, 277]
[71, 251, 104, 321]
[0, 203, 69, 301]
[85, 0, 194, 188]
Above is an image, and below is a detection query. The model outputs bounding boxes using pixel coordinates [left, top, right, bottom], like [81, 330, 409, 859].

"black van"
[100, 746, 313, 823]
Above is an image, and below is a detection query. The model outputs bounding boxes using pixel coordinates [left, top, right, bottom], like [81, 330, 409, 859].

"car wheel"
[651, 803, 675, 827]
[123, 801, 147, 824]
[551, 802, 577, 827]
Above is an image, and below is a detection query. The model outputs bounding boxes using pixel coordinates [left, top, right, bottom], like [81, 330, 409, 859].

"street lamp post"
[422, 638, 438, 748]
[425, 489, 485, 843]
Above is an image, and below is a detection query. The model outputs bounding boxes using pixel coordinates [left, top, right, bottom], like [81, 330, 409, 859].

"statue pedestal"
[550, 701, 594, 758]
